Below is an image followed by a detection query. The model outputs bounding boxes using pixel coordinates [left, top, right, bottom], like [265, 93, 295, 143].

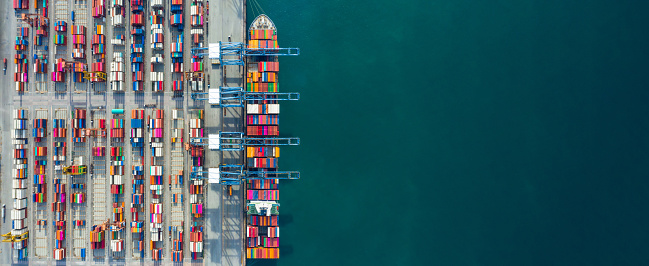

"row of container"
[248, 72, 278, 83]
[12, 109, 29, 251]
[247, 236, 279, 248]
[111, 52, 125, 91]
[247, 190, 280, 201]
[247, 104, 280, 115]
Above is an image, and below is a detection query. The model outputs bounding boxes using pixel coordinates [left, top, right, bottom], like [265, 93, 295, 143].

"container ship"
[245, 14, 281, 260]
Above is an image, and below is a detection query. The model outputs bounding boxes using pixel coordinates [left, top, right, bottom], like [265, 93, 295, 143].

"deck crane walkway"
[189, 131, 299, 151]
[190, 87, 300, 107]
[190, 42, 300, 66]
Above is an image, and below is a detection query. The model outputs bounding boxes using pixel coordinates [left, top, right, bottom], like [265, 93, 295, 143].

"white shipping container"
[150, 0, 163, 7]
[11, 209, 26, 220]
[189, 194, 198, 203]
[12, 139, 27, 145]
[189, 242, 203, 252]
[111, 175, 124, 185]
[112, 14, 124, 26]
[13, 198, 27, 209]
[268, 104, 280, 114]
[12, 219, 25, 229]
[12, 180, 27, 189]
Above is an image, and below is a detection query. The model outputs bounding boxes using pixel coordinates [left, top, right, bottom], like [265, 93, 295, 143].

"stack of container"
[90, 24, 106, 82]
[191, 55, 203, 72]
[189, 225, 203, 259]
[190, 2, 203, 27]
[53, 113, 67, 256]
[90, 225, 105, 249]
[130, 1, 145, 92]
[14, 28, 29, 92]
[110, 52, 125, 91]
[12, 109, 29, 257]
[73, 109, 87, 143]
[130, 108, 146, 255]
[110, 118, 124, 142]
[130, 109, 145, 154]
[92, 0, 105, 18]
[110, 0, 125, 26]
[33, 117, 48, 206]
[149, 110, 164, 158]
[189, 110, 204, 260]
[71, 25, 86, 59]
[150, 70, 164, 92]
[71, 62, 87, 83]
[150, 12, 164, 50]
[54, 21, 66, 45]
[150, 200, 164, 259]
[34, 18, 49, 46]
[131, 0, 143, 12]
[33, 54, 48, 74]
[15, 27, 29, 51]
[13, 0, 29, 10]
[189, 72, 204, 92]
[111, 202, 125, 253]
[110, 147, 124, 194]
[171, 34, 183, 73]
[190, 28, 203, 45]
[52, 58, 66, 83]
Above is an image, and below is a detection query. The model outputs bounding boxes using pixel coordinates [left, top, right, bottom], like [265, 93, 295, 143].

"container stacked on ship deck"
[12, 109, 29, 259]
[246, 27, 281, 260]
[90, 24, 106, 82]
[52, 113, 67, 259]
[130, 0, 145, 91]
[188, 110, 204, 260]
[130, 109, 146, 257]
[15, 27, 29, 92]
[148, 109, 165, 260]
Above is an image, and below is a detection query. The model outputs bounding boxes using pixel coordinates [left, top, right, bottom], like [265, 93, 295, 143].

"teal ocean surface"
[249, 0, 649, 265]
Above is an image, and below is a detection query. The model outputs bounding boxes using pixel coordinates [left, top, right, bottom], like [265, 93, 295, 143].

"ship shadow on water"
[278, 214, 293, 226]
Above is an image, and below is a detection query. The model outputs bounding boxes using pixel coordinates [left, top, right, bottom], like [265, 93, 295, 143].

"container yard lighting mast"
[189, 131, 299, 151]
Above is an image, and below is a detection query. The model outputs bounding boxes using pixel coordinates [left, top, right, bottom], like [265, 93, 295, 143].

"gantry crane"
[2, 230, 29, 243]
[19, 13, 49, 28]
[190, 131, 299, 151]
[83, 71, 107, 81]
[191, 86, 300, 107]
[189, 164, 300, 185]
[191, 42, 299, 66]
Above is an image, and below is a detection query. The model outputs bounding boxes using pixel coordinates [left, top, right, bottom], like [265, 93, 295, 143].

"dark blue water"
[249, 0, 649, 265]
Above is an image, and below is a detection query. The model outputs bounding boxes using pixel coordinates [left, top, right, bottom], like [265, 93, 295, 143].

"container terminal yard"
[0, 0, 300, 264]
